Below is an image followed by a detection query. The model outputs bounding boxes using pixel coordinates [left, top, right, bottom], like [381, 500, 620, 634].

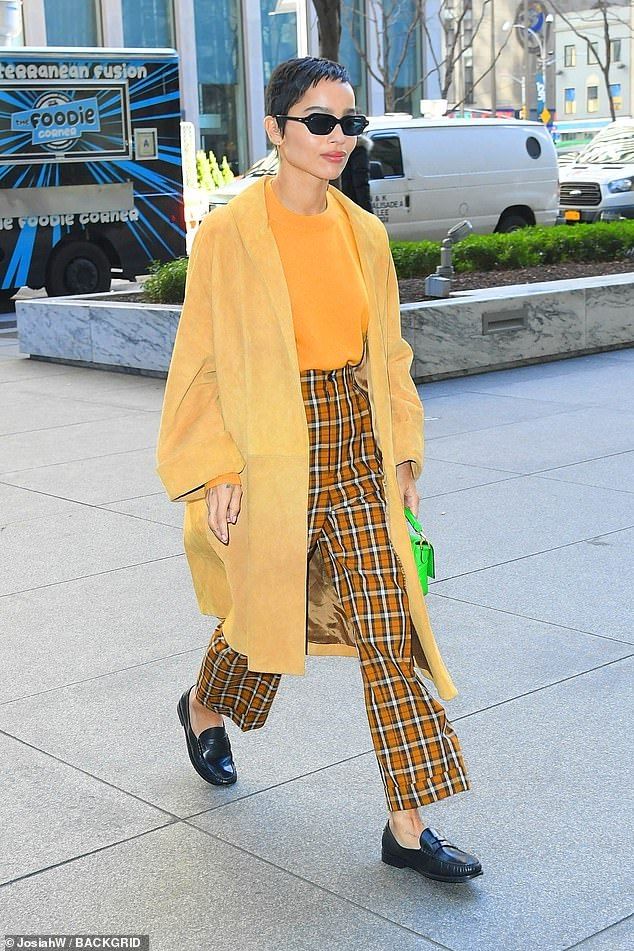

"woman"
[157, 56, 482, 883]
[340, 132, 374, 213]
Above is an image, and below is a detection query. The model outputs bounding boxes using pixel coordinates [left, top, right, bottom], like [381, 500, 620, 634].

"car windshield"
[576, 125, 634, 164]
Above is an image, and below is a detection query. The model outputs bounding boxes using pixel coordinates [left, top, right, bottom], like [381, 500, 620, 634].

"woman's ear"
[264, 116, 282, 148]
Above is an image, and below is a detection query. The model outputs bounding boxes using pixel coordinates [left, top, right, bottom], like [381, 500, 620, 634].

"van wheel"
[45, 241, 111, 298]
[496, 214, 530, 233]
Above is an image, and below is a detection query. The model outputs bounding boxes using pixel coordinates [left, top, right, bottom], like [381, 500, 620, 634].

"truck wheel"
[496, 214, 530, 233]
[45, 242, 111, 298]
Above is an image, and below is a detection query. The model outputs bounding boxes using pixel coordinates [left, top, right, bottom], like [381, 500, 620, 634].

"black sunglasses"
[275, 113, 369, 136]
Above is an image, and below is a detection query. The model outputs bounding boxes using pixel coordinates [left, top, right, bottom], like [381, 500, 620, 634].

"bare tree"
[548, 0, 634, 120]
[341, 0, 506, 113]
[311, 0, 343, 61]
[336, 0, 424, 111]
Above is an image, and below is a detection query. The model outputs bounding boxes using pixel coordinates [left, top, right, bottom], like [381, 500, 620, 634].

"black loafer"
[382, 821, 483, 883]
[177, 686, 237, 786]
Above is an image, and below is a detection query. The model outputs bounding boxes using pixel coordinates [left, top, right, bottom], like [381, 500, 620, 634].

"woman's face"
[268, 78, 358, 181]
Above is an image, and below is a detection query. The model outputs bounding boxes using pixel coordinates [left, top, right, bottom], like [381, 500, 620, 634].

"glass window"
[587, 85, 599, 113]
[609, 83, 622, 111]
[564, 45, 576, 68]
[368, 135, 404, 177]
[383, 0, 422, 114]
[261, 0, 297, 92]
[587, 42, 599, 65]
[6, 0, 24, 46]
[194, 0, 246, 176]
[340, 0, 367, 113]
[564, 87, 576, 115]
[465, 64, 474, 103]
[44, 0, 101, 46]
[610, 39, 622, 62]
[122, 0, 175, 48]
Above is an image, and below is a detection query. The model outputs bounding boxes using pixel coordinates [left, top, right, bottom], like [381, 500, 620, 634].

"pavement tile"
[537, 450, 634, 494]
[0, 558, 208, 702]
[0, 388, 147, 436]
[0, 412, 161, 473]
[432, 525, 634, 644]
[425, 407, 634, 473]
[1, 342, 630, 947]
[190, 658, 632, 951]
[0, 504, 182, 597]
[0, 732, 172, 885]
[1, 448, 167, 506]
[0, 823, 435, 950]
[416, 474, 634, 577]
[568, 917, 634, 950]
[0, 598, 627, 819]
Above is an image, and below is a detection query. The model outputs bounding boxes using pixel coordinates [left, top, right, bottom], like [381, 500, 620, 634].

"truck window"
[369, 135, 404, 177]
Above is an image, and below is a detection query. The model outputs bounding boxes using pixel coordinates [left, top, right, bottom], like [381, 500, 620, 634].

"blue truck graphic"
[0, 47, 186, 298]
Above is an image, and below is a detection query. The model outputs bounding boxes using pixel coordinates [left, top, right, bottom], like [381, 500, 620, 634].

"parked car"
[207, 115, 559, 240]
[557, 117, 634, 224]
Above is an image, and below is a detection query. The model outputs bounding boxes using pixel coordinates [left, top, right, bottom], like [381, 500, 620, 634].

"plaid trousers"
[195, 359, 471, 811]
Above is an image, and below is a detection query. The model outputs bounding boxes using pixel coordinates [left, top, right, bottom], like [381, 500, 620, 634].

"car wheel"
[45, 241, 111, 297]
[496, 214, 530, 233]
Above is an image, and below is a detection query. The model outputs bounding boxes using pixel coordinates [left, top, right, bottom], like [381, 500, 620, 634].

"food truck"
[0, 46, 186, 299]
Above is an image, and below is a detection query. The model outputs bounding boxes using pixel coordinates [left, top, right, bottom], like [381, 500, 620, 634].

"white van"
[207, 115, 559, 241]
[557, 117, 634, 224]
[363, 115, 558, 240]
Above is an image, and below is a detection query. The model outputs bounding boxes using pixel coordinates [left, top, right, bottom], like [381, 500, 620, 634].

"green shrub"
[390, 241, 440, 278]
[390, 219, 634, 278]
[142, 219, 634, 304]
[143, 257, 188, 304]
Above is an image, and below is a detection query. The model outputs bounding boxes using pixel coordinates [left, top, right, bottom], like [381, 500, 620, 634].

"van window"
[526, 136, 542, 159]
[368, 135, 404, 177]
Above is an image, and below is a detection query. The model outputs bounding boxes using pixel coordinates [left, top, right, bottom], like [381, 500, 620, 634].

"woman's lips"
[322, 153, 346, 162]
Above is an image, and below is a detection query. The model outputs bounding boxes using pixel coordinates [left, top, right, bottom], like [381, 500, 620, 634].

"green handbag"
[404, 507, 435, 595]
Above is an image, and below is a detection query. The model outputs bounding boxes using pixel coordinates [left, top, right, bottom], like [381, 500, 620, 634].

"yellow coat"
[155, 175, 459, 701]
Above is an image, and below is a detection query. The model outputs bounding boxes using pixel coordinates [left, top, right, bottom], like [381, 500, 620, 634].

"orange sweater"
[204, 176, 370, 491]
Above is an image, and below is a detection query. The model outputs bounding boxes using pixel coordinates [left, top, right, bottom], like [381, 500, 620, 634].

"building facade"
[10, 1, 633, 174]
[17, 0, 422, 173]
[553, 1, 633, 122]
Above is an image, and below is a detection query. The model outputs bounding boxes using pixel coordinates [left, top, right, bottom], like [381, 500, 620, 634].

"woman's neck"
[269, 172, 329, 216]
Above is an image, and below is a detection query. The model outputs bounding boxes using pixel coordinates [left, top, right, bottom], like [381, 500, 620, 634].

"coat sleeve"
[203, 471, 242, 490]
[155, 216, 246, 503]
[385, 240, 424, 481]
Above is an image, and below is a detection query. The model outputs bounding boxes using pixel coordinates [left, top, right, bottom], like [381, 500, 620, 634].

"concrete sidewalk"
[0, 334, 631, 951]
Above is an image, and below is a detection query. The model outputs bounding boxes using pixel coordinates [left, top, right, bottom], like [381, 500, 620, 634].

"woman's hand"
[396, 461, 419, 518]
[205, 482, 243, 545]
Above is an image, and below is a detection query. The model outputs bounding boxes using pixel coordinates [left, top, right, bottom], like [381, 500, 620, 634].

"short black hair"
[265, 56, 353, 141]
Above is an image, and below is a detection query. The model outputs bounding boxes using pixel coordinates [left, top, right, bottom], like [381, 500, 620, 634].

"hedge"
[391, 220, 634, 278]
[142, 219, 634, 304]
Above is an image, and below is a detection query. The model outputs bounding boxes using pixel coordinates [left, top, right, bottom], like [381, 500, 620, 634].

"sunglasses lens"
[342, 116, 367, 135]
[306, 114, 336, 134]
[305, 114, 368, 135]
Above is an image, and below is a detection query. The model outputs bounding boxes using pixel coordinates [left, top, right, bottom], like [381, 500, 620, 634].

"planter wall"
[16, 290, 179, 377]
[16, 272, 634, 382]
[404, 272, 634, 381]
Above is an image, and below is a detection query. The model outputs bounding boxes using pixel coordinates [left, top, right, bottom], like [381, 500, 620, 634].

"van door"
[404, 126, 481, 240]
[367, 133, 412, 238]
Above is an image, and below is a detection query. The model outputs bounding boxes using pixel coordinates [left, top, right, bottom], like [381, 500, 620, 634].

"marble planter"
[15, 272, 634, 382]
[404, 271, 634, 381]
[16, 290, 179, 377]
